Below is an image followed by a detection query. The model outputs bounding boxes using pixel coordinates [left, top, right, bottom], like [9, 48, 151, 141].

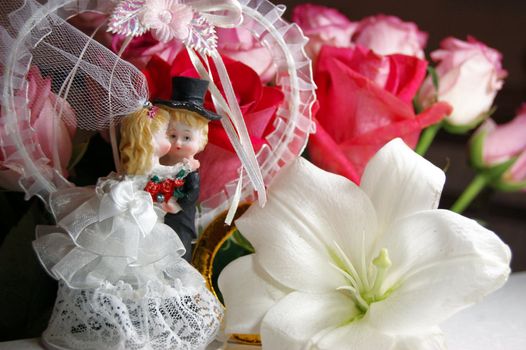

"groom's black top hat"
[153, 76, 221, 121]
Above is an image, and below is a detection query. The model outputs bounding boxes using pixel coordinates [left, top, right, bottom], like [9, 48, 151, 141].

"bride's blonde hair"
[120, 107, 169, 175]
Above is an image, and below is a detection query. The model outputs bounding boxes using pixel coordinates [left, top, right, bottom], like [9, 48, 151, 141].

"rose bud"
[353, 15, 427, 58]
[470, 104, 526, 191]
[419, 36, 507, 132]
[292, 4, 357, 61]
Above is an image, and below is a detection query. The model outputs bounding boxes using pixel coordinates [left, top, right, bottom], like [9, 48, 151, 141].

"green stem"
[450, 174, 489, 214]
[416, 122, 442, 156]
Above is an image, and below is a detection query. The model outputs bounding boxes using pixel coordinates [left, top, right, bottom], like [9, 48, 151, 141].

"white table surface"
[1, 272, 525, 350]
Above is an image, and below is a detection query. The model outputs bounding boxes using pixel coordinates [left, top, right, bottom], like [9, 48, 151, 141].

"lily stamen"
[365, 248, 392, 303]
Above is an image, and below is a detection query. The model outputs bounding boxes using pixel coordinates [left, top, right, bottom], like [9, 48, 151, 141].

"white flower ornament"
[108, 0, 242, 53]
[219, 138, 511, 350]
[141, 0, 193, 42]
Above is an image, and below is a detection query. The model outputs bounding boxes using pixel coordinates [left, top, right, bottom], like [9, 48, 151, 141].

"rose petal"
[315, 49, 416, 143]
[483, 112, 526, 164]
[33, 100, 74, 172]
[218, 255, 288, 334]
[367, 210, 511, 333]
[508, 150, 526, 183]
[360, 138, 445, 232]
[385, 54, 428, 104]
[236, 158, 377, 293]
[308, 118, 361, 183]
[142, 55, 172, 100]
[260, 291, 359, 350]
[197, 143, 241, 201]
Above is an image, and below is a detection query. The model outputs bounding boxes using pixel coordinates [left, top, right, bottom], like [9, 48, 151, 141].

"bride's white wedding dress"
[33, 171, 222, 350]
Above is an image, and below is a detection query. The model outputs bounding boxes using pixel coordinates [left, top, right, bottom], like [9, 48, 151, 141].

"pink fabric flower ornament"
[141, 0, 194, 43]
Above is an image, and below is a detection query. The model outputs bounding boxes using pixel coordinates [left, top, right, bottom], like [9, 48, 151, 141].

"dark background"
[1, 0, 525, 342]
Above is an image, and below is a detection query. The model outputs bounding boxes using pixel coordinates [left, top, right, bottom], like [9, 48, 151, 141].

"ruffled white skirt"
[33, 175, 222, 350]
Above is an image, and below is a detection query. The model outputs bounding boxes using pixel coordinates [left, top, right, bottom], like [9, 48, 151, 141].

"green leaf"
[484, 158, 517, 179]
[176, 169, 186, 178]
[231, 229, 255, 253]
[427, 65, 439, 91]
[212, 230, 254, 303]
[469, 128, 489, 170]
[413, 93, 424, 114]
[443, 107, 496, 134]
[492, 179, 526, 192]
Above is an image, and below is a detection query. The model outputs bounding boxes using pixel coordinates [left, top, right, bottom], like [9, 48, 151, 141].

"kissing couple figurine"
[32, 77, 223, 350]
[133, 76, 221, 262]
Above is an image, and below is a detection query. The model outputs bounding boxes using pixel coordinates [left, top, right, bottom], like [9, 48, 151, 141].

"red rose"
[142, 51, 284, 202]
[308, 46, 451, 183]
[161, 178, 175, 193]
[144, 181, 161, 200]
[173, 178, 185, 187]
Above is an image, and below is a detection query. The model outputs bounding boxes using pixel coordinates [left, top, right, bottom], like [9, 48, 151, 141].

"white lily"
[218, 138, 511, 350]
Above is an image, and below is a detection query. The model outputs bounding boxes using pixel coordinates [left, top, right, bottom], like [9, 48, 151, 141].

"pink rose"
[419, 36, 507, 130]
[353, 15, 427, 58]
[216, 26, 277, 83]
[308, 46, 450, 183]
[292, 4, 357, 60]
[471, 104, 526, 190]
[112, 33, 183, 69]
[0, 67, 76, 190]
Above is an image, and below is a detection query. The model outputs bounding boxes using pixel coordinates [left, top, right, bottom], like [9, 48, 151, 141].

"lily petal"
[218, 255, 289, 334]
[236, 158, 378, 293]
[393, 327, 446, 350]
[368, 210, 511, 333]
[361, 138, 445, 232]
[311, 321, 395, 350]
[260, 291, 360, 350]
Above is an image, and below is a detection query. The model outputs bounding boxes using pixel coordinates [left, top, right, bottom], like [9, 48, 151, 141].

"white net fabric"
[2, 0, 148, 130]
[43, 280, 223, 350]
[0, 0, 148, 200]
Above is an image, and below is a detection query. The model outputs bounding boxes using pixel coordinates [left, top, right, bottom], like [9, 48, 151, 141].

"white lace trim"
[43, 280, 223, 350]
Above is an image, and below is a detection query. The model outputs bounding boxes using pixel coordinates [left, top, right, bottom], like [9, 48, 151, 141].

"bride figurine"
[32, 101, 223, 350]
